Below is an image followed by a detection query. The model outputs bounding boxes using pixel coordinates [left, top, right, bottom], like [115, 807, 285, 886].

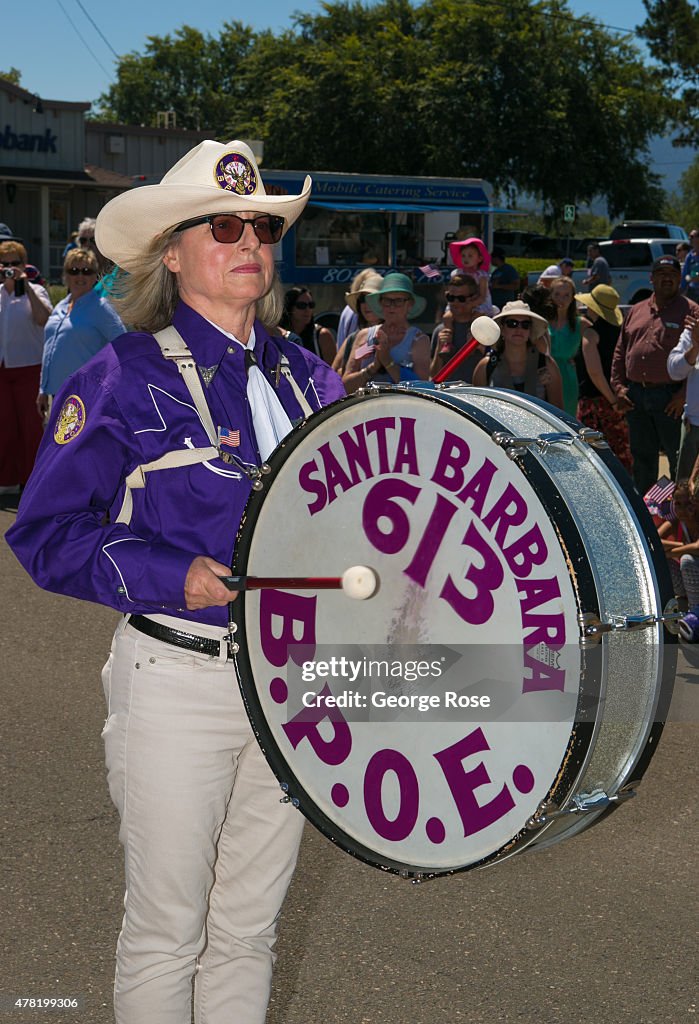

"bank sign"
[0, 125, 58, 153]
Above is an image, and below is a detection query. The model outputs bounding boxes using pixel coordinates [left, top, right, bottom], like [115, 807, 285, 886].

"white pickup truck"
[527, 238, 680, 305]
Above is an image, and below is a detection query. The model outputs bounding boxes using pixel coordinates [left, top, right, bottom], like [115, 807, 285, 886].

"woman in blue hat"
[342, 272, 430, 393]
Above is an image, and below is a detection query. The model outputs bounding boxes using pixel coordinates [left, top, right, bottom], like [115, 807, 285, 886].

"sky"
[1, 0, 695, 188]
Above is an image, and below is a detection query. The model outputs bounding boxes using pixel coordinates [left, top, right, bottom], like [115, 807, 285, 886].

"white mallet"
[220, 565, 378, 601]
[340, 564, 378, 600]
[433, 314, 500, 383]
[471, 315, 501, 347]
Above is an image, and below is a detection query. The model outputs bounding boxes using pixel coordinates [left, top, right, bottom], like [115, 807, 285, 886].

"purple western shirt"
[6, 302, 346, 626]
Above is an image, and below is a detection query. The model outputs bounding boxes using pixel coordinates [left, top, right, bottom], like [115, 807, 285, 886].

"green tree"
[0, 67, 22, 85]
[664, 154, 699, 229]
[248, 0, 428, 173]
[93, 22, 256, 133]
[413, 0, 667, 217]
[94, 0, 668, 217]
[638, 0, 699, 146]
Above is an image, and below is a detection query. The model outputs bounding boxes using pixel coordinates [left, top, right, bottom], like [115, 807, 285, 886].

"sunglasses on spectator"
[78, 236, 94, 244]
[446, 292, 477, 303]
[503, 318, 531, 329]
[0, 260, 22, 267]
[175, 213, 285, 245]
[380, 296, 410, 307]
[294, 300, 315, 310]
[67, 267, 96, 276]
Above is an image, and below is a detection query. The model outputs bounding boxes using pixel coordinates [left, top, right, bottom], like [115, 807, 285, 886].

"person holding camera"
[0, 240, 52, 490]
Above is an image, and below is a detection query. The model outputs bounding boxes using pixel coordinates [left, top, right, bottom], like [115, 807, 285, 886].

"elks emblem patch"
[214, 152, 257, 195]
[54, 394, 86, 445]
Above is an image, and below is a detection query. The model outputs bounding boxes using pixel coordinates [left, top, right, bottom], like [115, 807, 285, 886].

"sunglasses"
[446, 292, 477, 303]
[380, 296, 410, 307]
[0, 260, 22, 267]
[175, 213, 285, 245]
[293, 300, 315, 310]
[503, 318, 531, 329]
[67, 267, 96, 276]
[78, 236, 94, 244]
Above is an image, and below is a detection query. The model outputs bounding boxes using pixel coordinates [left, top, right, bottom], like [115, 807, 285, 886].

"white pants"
[101, 617, 305, 1024]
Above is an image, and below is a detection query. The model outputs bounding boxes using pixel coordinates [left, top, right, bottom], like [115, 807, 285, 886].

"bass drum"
[232, 384, 676, 879]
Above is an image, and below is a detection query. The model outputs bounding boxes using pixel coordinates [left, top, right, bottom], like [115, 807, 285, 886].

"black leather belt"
[629, 380, 672, 389]
[128, 614, 227, 658]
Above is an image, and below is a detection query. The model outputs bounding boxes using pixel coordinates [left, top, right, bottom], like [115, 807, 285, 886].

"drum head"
[232, 388, 667, 877]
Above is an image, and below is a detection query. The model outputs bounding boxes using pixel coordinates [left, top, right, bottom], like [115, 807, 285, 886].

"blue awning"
[308, 200, 514, 213]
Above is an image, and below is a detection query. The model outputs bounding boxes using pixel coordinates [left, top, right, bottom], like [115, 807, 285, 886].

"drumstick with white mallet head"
[432, 315, 501, 384]
[218, 565, 379, 600]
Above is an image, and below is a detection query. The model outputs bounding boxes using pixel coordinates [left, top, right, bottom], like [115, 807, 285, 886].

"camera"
[2, 267, 25, 295]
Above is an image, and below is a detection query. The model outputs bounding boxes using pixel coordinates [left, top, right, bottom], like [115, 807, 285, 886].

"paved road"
[1, 501, 696, 1024]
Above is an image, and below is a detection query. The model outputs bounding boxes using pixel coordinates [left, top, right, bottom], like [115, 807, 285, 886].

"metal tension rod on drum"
[526, 786, 636, 830]
[492, 429, 610, 461]
[579, 602, 683, 644]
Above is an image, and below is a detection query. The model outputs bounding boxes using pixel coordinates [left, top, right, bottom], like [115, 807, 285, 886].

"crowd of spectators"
[0, 222, 122, 501]
[5, 213, 699, 638]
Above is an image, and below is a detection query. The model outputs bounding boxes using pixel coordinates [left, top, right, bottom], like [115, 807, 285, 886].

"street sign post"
[564, 204, 576, 256]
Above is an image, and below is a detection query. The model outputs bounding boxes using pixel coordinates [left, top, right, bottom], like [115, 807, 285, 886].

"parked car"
[493, 230, 539, 257]
[523, 235, 559, 259]
[610, 221, 688, 241]
[527, 238, 679, 305]
[522, 235, 598, 260]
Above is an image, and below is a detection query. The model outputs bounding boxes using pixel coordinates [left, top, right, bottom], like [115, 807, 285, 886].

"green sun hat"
[366, 272, 427, 319]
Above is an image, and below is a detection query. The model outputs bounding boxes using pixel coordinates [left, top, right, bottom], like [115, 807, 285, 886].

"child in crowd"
[657, 479, 699, 640]
[448, 237, 497, 314]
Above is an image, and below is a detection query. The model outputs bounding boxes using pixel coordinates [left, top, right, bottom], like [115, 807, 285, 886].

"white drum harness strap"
[115, 326, 314, 526]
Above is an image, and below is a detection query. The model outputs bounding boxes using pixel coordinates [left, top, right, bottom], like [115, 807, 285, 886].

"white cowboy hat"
[95, 140, 311, 271]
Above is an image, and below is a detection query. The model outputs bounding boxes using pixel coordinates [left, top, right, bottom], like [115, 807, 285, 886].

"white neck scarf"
[210, 321, 294, 462]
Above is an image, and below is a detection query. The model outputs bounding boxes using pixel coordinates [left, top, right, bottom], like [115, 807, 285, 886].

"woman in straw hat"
[336, 265, 380, 349]
[342, 272, 430, 393]
[332, 270, 384, 374]
[6, 140, 345, 1024]
[472, 300, 563, 408]
[574, 284, 632, 471]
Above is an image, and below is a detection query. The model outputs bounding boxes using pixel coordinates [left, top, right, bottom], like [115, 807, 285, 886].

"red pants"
[0, 362, 43, 486]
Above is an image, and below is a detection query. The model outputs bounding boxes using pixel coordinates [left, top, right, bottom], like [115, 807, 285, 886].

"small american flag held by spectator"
[644, 475, 675, 517]
[218, 426, 240, 449]
[419, 264, 443, 280]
